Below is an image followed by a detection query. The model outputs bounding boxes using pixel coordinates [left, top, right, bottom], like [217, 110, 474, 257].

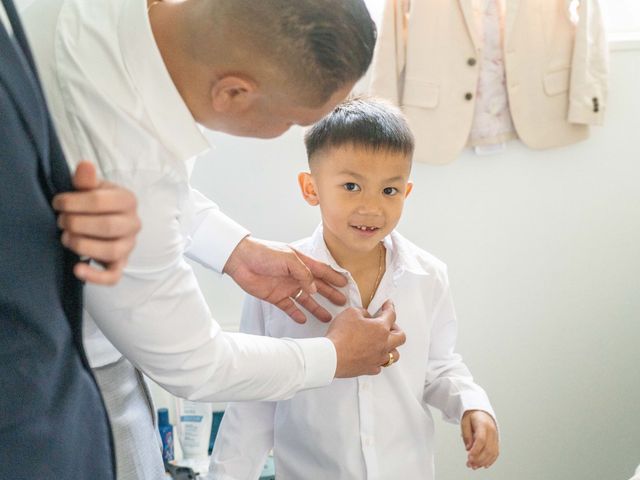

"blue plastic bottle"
[157, 408, 174, 462]
[209, 410, 225, 455]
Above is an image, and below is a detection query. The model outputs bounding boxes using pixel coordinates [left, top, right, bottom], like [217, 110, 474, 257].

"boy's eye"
[383, 187, 399, 196]
[343, 183, 361, 192]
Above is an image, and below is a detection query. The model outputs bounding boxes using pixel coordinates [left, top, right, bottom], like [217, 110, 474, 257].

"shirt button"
[465, 92, 474, 101]
[467, 57, 477, 66]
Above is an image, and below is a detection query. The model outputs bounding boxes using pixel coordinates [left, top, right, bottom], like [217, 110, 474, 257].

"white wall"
[186, 43, 640, 480]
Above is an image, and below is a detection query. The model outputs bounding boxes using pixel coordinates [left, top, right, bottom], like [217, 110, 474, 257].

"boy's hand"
[461, 410, 499, 470]
[52, 162, 140, 285]
[224, 236, 348, 323]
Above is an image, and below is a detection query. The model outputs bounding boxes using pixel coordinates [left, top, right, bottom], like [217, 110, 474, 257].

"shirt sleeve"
[184, 187, 250, 273]
[422, 267, 496, 425]
[84, 168, 337, 402]
[209, 296, 278, 480]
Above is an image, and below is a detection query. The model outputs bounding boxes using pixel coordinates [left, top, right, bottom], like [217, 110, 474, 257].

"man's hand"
[223, 236, 348, 323]
[326, 300, 405, 377]
[461, 410, 499, 470]
[52, 162, 140, 285]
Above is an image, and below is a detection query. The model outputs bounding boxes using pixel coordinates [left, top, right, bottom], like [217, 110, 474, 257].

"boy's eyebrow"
[337, 170, 405, 183]
[337, 169, 365, 180]
[384, 175, 405, 183]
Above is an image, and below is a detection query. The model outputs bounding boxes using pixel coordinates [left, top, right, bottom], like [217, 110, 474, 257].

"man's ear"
[298, 172, 320, 206]
[210, 75, 257, 113]
[405, 181, 413, 198]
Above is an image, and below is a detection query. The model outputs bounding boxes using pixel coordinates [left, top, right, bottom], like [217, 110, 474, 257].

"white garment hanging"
[369, 0, 609, 165]
[469, 0, 517, 150]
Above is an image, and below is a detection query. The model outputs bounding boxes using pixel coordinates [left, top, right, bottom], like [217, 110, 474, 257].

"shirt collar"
[306, 224, 430, 281]
[118, 0, 210, 161]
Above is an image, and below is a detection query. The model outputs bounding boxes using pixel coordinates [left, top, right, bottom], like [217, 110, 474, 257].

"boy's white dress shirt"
[211, 225, 496, 480]
[20, 0, 336, 402]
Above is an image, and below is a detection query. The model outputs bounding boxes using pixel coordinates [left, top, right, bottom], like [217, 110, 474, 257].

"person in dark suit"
[0, 0, 141, 477]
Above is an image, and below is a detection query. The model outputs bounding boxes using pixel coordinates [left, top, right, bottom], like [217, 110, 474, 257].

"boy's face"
[299, 144, 413, 255]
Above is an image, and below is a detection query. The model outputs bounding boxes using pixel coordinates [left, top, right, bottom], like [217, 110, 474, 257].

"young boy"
[210, 98, 499, 479]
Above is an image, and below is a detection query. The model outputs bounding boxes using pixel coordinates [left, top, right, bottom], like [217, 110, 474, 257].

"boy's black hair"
[304, 97, 415, 160]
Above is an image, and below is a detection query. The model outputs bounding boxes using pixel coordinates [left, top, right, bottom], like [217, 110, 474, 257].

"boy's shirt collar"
[303, 224, 431, 285]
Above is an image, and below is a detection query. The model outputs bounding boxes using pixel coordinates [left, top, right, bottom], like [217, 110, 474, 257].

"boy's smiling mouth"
[350, 224, 382, 236]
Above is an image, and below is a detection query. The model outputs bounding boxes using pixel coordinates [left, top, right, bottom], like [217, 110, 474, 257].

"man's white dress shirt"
[211, 226, 496, 480]
[20, 0, 336, 401]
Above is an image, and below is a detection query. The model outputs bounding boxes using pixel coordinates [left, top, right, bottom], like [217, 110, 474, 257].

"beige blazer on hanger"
[369, 0, 609, 165]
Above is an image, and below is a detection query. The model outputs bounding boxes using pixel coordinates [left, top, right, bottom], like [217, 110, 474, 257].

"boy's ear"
[298, 172, 319, 206]
[210, 75, 258, 113]
[405, 181, 413, 198]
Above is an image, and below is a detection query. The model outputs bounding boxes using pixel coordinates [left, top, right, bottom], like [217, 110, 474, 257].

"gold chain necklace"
[367, 242, 385, 308]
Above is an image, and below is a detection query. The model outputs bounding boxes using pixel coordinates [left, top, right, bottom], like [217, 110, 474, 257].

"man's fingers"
[286, 252, 317, 294]
[72, 161, 100, 191]
[374, 300, 396, 329]
[74, 259, 126, 285]
[295, 249, 348, 288]
[314, 279, 347, 307]
[58, 213, 141, 240]
[295, 292, 333, 323]
[376, 300, 405, 353]
[390, 321, 402, 333]
[386, 325, 406, 351]
[62, 232, 135, 264]
[275, 297, 307, 324]
[53, 186, 137, 214]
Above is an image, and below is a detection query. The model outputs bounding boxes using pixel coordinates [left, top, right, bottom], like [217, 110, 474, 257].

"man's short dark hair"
[215, 0, 377, 105]
[304, 97, 415, 160]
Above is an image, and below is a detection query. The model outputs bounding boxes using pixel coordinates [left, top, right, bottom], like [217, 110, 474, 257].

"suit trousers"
[94, 357, 167, 480]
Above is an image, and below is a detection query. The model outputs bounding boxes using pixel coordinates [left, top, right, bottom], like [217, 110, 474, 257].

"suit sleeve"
[568, 0, 609, 125]
[368, 0, 410, 104]
[422, 267, 496, 425]
[209, 296, 277, 480]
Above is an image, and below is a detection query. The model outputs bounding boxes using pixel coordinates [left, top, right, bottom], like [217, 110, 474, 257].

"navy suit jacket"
[0, 0, 115, 477]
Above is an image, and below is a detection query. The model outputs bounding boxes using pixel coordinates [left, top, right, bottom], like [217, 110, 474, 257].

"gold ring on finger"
[291, 288, 303, 302]
[382, 352, 395, 368]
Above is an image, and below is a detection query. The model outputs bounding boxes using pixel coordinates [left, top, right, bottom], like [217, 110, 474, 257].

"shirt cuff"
[459, 390, 495, 417]
[185, 209, 250, 273]
[458, 391, 498, 433]
[289, 337, 337, 390]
